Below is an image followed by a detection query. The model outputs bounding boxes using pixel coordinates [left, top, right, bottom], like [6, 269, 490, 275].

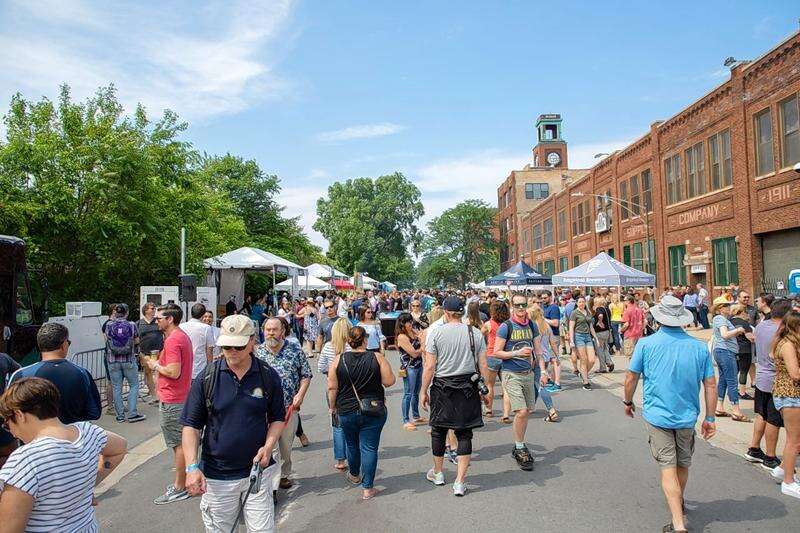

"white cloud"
[316, 123, 405, 143]
[0, 0, 295, 121]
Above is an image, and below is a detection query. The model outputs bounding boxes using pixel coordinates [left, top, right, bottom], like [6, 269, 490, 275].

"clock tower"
[532, 114, 568, 168]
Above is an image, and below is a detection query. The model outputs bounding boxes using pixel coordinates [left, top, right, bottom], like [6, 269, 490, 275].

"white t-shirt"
[179, 318, 215, 378]
[337, 299, 348, 318]
[0, 422, 107, 532]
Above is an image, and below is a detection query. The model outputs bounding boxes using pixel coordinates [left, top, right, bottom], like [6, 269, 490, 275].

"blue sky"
[1, 1, 798, 250]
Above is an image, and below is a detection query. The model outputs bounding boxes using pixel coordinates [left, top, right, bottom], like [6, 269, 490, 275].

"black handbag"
[342, 352, 385, 417]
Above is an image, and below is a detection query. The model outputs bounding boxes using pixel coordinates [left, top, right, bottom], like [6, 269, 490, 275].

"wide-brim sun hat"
[651, 295, 694, 327]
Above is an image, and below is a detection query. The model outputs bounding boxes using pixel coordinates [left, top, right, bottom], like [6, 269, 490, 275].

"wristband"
[704, 416, 715, 423]
[186, 463, 199, 473]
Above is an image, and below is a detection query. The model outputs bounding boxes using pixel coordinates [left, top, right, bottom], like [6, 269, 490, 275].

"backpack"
[106, 319, 135, 357]
[202, 357, 276, 415]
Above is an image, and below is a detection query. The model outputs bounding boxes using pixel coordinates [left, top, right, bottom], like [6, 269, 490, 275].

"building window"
[582, 199, 591, 235]
[571, 206, 578, 238]
[544, 259, 555, 276]
[641, 170, 652, 213]
[780, 95, 800, 168]
[573, 255, 580, 267]
[713, 237, 739, 286]
[504, 190, 511, 208]
[665, 153, 683, 204]
[669, 245, 687, 286]
[755, 110, 774, 176]
[525, 183, 550, 200]
[522, 229, 530, 253]
[619, 181, 630, 220]
[685, 142, 706, 198]
[623, 245, 631, 266]
[558, 209, 567, 243]
[536, 261, 544, 274]
[577, 202, 585, 234]
[632, 242, 644, 272]
[630, 174, 641, 216]
[647, 239, 656, 277]
[532, 224, 542, 250]
[709, 129, 733, 187]
[543, 218, 554, 246]
[607, 248, 615, 259]
[558, 256, 568, 272]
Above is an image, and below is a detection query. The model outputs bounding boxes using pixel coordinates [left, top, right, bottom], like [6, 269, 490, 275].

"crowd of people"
[0, 283, 799, 531]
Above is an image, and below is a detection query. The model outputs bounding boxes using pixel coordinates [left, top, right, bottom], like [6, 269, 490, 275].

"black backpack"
[202, 356, 276, 414]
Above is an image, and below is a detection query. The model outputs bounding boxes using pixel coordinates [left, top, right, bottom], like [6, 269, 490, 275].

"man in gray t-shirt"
[425, 322, 487, 377]
[316, 299, 338, 351]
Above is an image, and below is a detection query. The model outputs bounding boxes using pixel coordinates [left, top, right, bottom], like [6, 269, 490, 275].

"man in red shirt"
[145, 303, 193, 505]
[621, 295, 645, 358]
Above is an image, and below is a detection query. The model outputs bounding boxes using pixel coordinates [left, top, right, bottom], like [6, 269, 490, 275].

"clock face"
[546, 152, 561, 166]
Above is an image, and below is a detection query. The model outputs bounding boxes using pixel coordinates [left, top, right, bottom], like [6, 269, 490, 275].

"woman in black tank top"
[328, 326, 395, 500]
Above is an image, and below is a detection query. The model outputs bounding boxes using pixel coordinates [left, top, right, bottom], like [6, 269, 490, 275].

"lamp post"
[571, 192, 653, 279]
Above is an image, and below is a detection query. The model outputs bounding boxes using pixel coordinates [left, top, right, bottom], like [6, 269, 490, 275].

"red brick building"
[515, 30, 800, 295]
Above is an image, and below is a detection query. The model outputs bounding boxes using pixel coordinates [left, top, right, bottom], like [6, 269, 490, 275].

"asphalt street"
[96, 355, 800, 532]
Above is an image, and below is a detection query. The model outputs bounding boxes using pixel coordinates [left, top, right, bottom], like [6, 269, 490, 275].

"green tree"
[418, 199, 499, 288]
[314, 173, 423, 286]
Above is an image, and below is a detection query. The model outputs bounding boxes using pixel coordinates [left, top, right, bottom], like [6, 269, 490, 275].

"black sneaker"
[762, 456, 781, 470]
[582, 383, 592, 390]
[744, 448, 766, 463]
[127, 413, 147, 423]
[512, 446, 534, 471]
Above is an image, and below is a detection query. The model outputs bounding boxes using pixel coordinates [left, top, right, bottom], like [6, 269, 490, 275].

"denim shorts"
[773, 396, 800, 411]
[574, 332, 594, 348]
[486, 356, 502, 372]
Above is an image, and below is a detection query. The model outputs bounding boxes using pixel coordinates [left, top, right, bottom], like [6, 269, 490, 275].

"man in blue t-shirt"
[494, 294, 543, 472]
[622, 295, 717, 533]
[10, 323, 101, 425]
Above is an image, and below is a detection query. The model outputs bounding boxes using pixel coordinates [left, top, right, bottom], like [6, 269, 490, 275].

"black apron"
[429, 373, 484, 430]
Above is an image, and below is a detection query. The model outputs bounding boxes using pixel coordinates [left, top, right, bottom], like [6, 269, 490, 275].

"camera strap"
[467, 324, 480, 375]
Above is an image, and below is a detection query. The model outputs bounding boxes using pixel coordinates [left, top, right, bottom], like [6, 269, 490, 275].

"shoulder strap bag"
[341, 352, 385, 417]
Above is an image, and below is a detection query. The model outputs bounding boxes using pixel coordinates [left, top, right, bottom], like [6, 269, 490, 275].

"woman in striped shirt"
[0, 377, 127, 532]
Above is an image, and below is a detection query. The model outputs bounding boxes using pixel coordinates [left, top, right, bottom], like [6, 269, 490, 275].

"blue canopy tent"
[551, 252, 655, 287]
[485, 260, 552, 287]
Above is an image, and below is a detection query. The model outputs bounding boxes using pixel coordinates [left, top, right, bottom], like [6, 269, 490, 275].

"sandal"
[348, 474, 362, 485]
[403, 423, 417, 431]
[544, 411, 561, 423]
[731, 414, 751, 423]
[334, 462, 348, 471]
[500, 416, 512, 424]
[714, 411, 730, 417]
[483, 410, 494, 418]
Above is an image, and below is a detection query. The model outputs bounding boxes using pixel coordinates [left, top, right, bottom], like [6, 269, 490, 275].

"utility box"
[65, 302, 102, 318]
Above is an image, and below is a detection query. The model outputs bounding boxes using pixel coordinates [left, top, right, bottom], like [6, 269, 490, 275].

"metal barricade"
[69, 348, 149, 407]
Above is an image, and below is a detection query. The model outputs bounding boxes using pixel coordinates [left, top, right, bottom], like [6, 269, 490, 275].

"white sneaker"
[782, 481, 800, 499]
[453, 481, 467, 497]
[772, 466, 800, 484]
[426, 469, 445, 486]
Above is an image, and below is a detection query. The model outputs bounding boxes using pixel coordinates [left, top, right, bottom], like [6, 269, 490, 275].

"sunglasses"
[221, 345, 248, 351]
[324, 305, 334, 310]
[513, 303, 527, 309]
[1, 415, 13, 432]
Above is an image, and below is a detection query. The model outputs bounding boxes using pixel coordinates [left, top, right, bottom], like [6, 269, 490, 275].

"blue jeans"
[533, 365, 553, 411]
[401, 366, 422, 423]
[108, 361, 140, 418]
[339, 410, 387, 489]
[713, 348, 739, 405]
[610, 321, 622, 350]
[698, 305, 710, 329]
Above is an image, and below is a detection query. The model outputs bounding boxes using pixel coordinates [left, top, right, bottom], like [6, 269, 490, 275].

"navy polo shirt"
[180, 356, 286, 480]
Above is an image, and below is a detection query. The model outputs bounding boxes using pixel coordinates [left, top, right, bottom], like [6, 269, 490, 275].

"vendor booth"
[275, 275, 330, 292]
[203, 247, 307, 312]
[485, 260, 552, 290]
[306, 263, 348, 280]
[551, 252, 655, 287]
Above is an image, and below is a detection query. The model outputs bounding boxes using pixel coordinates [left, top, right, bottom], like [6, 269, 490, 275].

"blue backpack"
[107, 319, 135, 358]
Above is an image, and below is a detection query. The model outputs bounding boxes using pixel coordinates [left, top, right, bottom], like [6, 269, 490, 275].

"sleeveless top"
[609, 302, 624, 322]
[399, 335, 423, 368]
[486, 319, 501, 356]
[335, 350, 385, 414]
[773, 339, 800, 398]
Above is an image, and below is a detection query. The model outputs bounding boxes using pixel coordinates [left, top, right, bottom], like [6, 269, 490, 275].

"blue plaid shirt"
[255, 338, 312, 409]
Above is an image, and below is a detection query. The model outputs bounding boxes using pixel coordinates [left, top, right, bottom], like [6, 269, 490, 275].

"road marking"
[96, 433, 167, 496]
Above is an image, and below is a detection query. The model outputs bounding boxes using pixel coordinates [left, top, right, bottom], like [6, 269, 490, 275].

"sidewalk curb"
[96, 433, 167, 496]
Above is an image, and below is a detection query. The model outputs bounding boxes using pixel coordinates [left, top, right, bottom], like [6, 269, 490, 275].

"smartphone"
[331, 411, 340, 428]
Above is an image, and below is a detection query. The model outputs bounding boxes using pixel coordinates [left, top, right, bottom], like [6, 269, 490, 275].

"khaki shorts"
[160, 402, 184, 449]
[622, 337, 638, 358]
[645, 421, 695, 469]
[502, 370, 536, 413]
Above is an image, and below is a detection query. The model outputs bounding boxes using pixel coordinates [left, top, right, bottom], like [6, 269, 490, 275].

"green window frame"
[536, 261, 544, 274]
[543, 259, 555, 276]
[669, 245, 686, 286]
[647, 239, 656, 277]
[713, 237, 739, 286]
[623, 245, 632, 267]
[632, 242, 644, 272]
[573, 255, 580, 268]
[558, 256, 568, 272]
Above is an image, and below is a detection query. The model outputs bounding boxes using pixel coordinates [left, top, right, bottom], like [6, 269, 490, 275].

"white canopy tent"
[275, 275, 330, 291]
[203, 247, 307, 308]
[306, 263, 348, 279]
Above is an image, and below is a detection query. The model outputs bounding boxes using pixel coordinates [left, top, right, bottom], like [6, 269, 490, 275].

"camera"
[471, 373, 490, 396]
[249, 462, 264, 494]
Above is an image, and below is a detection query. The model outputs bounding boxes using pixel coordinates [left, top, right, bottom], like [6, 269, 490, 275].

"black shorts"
[754, 387, 784, 427]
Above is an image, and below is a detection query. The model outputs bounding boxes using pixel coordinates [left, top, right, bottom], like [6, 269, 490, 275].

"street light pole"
[571, 192, 653, 278]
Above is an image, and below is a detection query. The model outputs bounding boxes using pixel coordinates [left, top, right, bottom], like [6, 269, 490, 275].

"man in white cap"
[181, 314, 286, 532]
[622, 295, 717, 533]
